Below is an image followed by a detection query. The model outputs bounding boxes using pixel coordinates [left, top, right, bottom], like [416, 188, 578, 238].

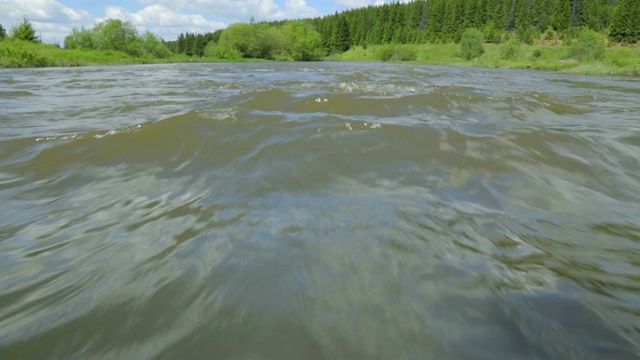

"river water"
[0, 62, 639, 359]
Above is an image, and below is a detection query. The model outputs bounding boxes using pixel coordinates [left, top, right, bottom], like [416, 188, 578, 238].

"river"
[1, 62, 639, 359]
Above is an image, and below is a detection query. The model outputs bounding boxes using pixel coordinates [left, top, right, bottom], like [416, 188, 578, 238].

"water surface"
[1, 62, 639, 359]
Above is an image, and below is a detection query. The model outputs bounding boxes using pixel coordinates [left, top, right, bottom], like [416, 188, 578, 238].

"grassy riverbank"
[0, 40, 257, 68]
[330, 43, 640, 76]
[2, 39, 638, 76]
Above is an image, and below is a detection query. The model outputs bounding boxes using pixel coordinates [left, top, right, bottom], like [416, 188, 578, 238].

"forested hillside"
[169, 0, 639, 59]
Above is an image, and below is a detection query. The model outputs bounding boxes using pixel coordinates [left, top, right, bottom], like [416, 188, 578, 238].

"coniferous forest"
[167, 0, 640, 59]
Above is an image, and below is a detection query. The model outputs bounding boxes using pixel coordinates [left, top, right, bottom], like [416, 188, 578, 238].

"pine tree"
[335, 16, 351, 51]
[11, 16, 39, 42]
[553, 0, 572, 31]
[609, 0, 640, 43]
[177, 33, 185, 53]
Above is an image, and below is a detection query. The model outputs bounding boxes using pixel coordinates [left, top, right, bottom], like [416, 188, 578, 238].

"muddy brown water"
[1, 62, 639, 359]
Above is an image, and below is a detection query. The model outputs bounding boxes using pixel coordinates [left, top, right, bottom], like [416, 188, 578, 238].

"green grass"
[2, 39, 639, 76]
[0, 39, 266, 68]
[332, 43, 640, 76]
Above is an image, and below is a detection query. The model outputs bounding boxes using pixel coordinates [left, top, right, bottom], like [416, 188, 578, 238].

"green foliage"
[543, 26, 557, 41]
[64, 27, 94, 49]
[92, 19, 139, 55]
[214, 41, 242, 59]
[216, 22, 277, 59]
[460, 28, 485, 60]
[11, 17, 39, 43]
[552, 0, 571, 31]
[375, 44, 418, 61]
[334, 17, 351, 52]
[609, 0, 640, 43]
[376, 44, 395, 61]
[62, 19, 173, 59]
[570, 28, 606, 61]
[484, 21, 500, 44]
[203, 40, 217, 58]
[501, 37, 521, 60]
[532, 49, 542, 59]
[0, 40, 49, 67]
[140, 31, 171, 58]
[284, 21, 323, 61]
[393, 45, 418, 61]
[0, 24, 6, 41]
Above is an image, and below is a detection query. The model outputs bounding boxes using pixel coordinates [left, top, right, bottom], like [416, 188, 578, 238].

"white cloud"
[271, 0, 320, 20]
[0, 0, 91, 23]
[99, 5, 226, 40]
[0, 0, 93, 44]
[137, 0, 277, 20]
[136, 0, 319, 22]
[332, 0, 409, 8]
[331, 0, 371, 8]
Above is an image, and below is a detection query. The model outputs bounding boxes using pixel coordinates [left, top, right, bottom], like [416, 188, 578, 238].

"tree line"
[169, 0, 638, 60]
[2, 0, 638, 62]
[63, 19, 172, 58]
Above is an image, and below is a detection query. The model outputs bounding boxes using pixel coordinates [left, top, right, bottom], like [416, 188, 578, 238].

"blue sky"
[0, 0, 397, 44]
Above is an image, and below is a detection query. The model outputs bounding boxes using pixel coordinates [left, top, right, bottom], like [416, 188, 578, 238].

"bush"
[571, 28, 606, 61]
[214, 41, 241, 59]
[484, 22, 500, 44]
[460, 28, 485, 60]
[372, 45, 417, 62]
[543, 26, 557, 41]
[92, 19, 139, 54]
[501, 37, 521, 60]
[394, 46, 418, 61]
[607, 47, 633, 67]
[64, 27, 94, 49]
[377, 44, 395, 61]
[532, 49, 542, 59]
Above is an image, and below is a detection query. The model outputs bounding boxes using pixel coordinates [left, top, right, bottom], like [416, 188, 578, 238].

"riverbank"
[0, 40, 258, 68]
[1, 39, 638, 76]
[330, 43, 640, 76]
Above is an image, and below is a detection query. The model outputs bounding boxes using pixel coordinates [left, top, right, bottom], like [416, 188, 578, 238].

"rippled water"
[1, 62, 639, 359]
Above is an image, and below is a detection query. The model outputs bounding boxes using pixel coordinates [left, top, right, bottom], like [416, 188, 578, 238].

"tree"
[140, 31, 171, 58]
[609, 0, 640, 43]
[215, 22, 274, 59]
[11, 16, 39, 42]
[92, 19, 139, 54]
[284, 21, 323, 61]
[460, 28, 485, 60]
[553, 0, 572, 31]
[335, 16, 351, 52]
[570, 28, 605, 61]
[0, 24, 6, 40]
[64, 27, 94, 49]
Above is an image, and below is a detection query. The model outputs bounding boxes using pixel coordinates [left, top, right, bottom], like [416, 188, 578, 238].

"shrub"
[64, 27, 94, 49]
[484, 22, 499, 43]
[394, 45, 418, 61]
[214, 41, 241, 59]
[532, 49, 542, 59]
[543, 26, 557, 41]
[460, 28, 485, 60]
[377, 44, 395, 61]
[501, 37, 521, 60]
[571, 28, 606, 61]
